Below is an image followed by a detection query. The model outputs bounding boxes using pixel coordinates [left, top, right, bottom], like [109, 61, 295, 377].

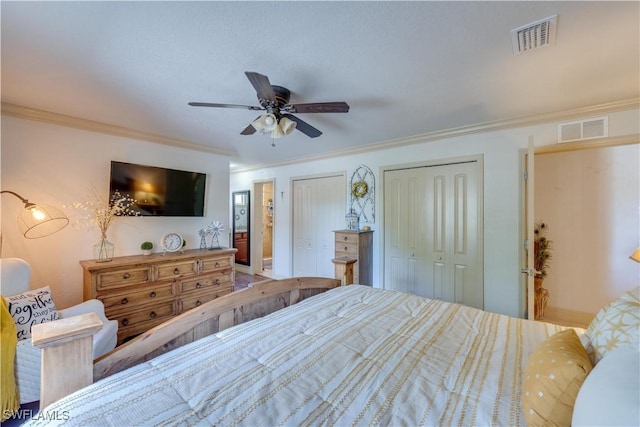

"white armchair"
[0, 257, 117, 403]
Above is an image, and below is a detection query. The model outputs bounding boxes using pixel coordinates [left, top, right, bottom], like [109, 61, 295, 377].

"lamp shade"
[18, 203, 69, 239]
[252, 114, 278, 133]
[279, 117, 297, 135]
[1, 191, 69, 240]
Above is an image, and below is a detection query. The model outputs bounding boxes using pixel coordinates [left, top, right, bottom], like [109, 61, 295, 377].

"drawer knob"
[149, 291, 156, 298]
[173, 268, 180, 275]
[121, 298, 128, 305]
[215, 262, 220, 268]
[195, 300, 202, 306]
[123, 273, 131, 279]
[344, 246, 348, 251]
[122, 318, 129, 326]
[344, 236, 348, 241]
[150, 311, 157, 318]
[215, 279, 220, 285]
[195, 282, 202, 289]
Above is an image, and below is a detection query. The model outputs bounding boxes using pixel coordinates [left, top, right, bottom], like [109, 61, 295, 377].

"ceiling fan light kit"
[189, 71, 349, 140]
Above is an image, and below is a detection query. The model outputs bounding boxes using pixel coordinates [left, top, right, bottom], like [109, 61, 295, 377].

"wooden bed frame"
[31, 276, 342, 408]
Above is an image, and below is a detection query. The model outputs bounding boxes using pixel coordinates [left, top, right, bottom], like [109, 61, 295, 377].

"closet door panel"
[385, 161, 482, 309]
[292, 175, 345, 279]
[293, 180, 316, 276]
[384, 168, 428, 295]
[450, 162, 481, 309]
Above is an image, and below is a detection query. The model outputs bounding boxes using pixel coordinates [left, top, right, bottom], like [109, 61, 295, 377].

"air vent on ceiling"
[511, 15, 557, 55]
[557, 116, 608, 143]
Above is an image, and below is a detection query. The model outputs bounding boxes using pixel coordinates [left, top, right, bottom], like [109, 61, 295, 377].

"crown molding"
[232, 97, 639, 173]
[1, 102, 234, 157]
[2, 98, 637, 173]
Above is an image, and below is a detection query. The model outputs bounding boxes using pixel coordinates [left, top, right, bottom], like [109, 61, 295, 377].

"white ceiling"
[2, 1, 638, 171]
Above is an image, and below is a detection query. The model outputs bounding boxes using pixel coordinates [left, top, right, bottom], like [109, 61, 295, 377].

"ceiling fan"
[189, 71, 349, 139]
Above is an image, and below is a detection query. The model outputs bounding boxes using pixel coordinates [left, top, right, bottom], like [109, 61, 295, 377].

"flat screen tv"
[109, 161, 206, 216]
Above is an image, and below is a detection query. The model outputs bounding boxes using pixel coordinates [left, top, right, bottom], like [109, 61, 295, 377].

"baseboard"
[542, 306, 595, 329]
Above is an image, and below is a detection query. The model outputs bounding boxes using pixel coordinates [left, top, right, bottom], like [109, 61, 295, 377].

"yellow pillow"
[582, 287, 639, 365]
[523, 329, 593, 427]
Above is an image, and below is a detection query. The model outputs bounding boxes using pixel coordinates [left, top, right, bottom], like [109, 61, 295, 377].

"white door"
[384, 161, 483, 309]
[292, 175, 345, 277]
[524, 138, 536, 319]
[384, 167, 429, 296]
[425, 162, 481, 308]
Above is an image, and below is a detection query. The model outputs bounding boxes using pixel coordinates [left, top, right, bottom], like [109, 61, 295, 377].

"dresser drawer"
[114, 301, 175, 329]
[179, 287, 232, 312]
[155, 259, 198, 280]
[101, 282, 176, 313]
[335, 242, 358, 256]
[335, 233, 359, 245]
[181, 272, 231, 293]
[200, 255, 233, 273]
[96, 266, 152, 290]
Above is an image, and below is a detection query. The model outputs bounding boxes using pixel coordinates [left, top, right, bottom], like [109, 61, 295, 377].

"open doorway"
[253, 180, 275, 278]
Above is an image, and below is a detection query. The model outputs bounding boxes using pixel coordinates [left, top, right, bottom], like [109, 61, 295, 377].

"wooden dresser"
[333, 230, 373, 286]
[80, 248, 237, 344]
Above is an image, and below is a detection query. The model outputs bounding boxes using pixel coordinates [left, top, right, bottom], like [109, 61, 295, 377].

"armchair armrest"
[58, 299, 110, 324]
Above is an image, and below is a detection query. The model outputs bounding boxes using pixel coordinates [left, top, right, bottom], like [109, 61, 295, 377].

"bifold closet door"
[384, 162, 482, 309]
[425, 162, 481, 309]
[292, 175, 345, 278]
[384, 167, 430, 296]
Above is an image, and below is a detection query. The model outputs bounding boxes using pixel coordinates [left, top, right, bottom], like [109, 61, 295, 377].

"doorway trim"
[251, 179, 275, 277]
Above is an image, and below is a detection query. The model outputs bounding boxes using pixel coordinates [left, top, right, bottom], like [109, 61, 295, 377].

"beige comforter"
[27, 285, 570, 426]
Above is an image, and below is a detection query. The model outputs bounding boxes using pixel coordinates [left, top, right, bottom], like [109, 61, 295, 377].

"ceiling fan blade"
[245, 71, 275, 102]
[240, 115, 262, 135]
[284, 102, 350, 114]
[188, 102, 263, 111]
[240, 124, 257, 135]
[282, 114, 322, 138]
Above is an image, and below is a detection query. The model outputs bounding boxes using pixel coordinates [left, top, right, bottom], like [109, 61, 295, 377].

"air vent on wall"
[511, 15, 557, 55]
[557, 116, 608, 143]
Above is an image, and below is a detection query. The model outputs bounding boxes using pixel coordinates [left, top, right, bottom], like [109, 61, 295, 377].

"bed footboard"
[35, 276, 341, 407]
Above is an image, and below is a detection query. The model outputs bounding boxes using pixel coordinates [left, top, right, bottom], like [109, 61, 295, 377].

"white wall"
[231, 108, 639, 317]
[1, 116, 230, 309]
[535, 144, 640, 314]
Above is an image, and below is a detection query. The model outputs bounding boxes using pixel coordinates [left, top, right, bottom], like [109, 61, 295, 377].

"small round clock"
[161, 233, 183, 253]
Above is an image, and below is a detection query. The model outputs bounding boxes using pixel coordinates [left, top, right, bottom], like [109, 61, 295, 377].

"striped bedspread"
[28, 285, 572, 426]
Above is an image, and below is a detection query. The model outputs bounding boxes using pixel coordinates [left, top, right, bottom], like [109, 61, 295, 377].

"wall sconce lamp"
[630, 247, 640, 263]
[1, 190, 69, 239]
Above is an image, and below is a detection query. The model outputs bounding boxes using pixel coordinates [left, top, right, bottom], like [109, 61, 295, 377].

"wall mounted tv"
[109, 161, 206, 217]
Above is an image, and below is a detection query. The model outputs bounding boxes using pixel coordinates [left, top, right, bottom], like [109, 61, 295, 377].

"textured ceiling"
[2, 1, 638, 170]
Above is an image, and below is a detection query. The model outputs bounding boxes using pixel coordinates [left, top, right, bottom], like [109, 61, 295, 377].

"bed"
[25, 279, 639, 426]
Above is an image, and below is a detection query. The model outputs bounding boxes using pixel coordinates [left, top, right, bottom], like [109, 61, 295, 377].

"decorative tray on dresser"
[80, 248, 237, 345]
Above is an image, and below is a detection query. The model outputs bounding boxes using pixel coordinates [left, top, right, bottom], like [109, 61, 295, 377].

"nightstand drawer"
[335, 233, 359, 245]
[335, 242, 358, 256]
[97, 266, 152, 290]
[155, 260, 198, 280]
